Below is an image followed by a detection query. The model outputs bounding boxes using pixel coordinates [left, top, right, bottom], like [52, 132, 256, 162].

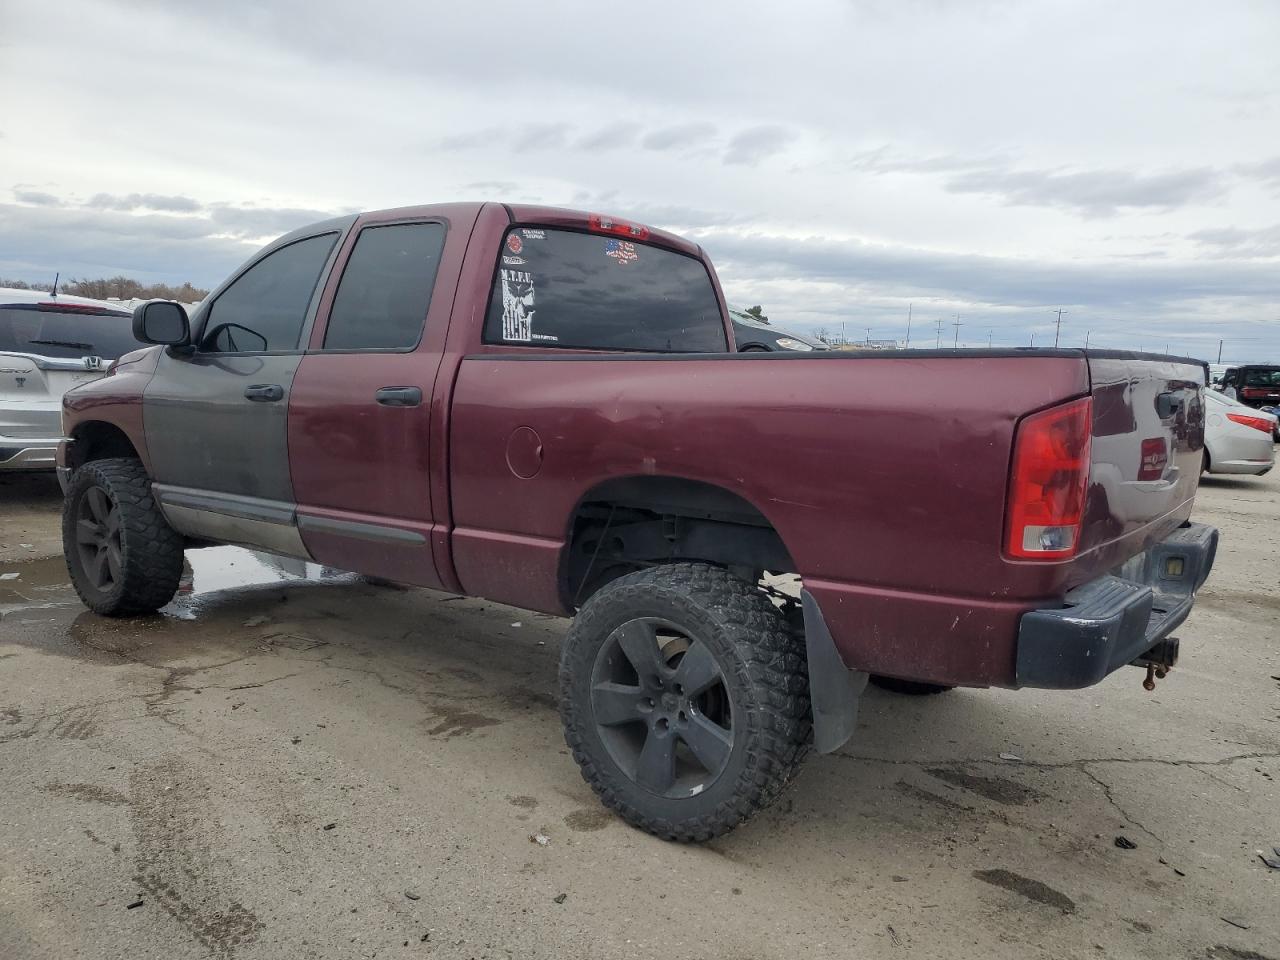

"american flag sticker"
[605, 238, 639, 265]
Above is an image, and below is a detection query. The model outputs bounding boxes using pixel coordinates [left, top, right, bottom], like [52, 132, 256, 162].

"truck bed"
[447, 348, 1206, 687]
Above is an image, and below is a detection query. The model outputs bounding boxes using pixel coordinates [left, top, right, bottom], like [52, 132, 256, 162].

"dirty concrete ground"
[0, 468, 1277, 960]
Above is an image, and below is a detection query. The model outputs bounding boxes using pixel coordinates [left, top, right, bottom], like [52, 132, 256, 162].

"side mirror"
[133, 301, 190, 346]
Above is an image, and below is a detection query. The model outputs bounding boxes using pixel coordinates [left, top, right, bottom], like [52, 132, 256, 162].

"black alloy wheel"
[589, 616, 735, 799]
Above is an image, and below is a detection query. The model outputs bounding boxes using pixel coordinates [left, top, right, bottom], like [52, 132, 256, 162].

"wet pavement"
[1, 471, 1278, 960]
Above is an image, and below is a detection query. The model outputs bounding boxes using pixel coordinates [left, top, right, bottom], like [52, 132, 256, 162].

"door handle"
[244, 384, 284, 402]
[376, 386, 423, 407]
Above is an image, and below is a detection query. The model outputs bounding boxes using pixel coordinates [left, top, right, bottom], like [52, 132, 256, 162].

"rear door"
[143, 230, 343, 555]
[287, 214, 467, 588]
[1081, 354, 1207, 570]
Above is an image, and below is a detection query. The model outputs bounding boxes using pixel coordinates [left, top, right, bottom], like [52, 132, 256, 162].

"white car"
[0, 288, 140, 470]
[1203, 388, 1276, 476]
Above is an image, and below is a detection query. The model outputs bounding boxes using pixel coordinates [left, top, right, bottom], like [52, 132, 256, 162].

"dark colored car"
[58, 202, 1217, 841]
[727, 306, 829, 352]
[1219, 364, 1280, 409]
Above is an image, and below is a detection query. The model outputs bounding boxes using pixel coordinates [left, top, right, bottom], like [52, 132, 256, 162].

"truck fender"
[800, 589, 869, 753]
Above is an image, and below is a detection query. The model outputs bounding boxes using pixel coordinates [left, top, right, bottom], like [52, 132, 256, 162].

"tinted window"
[324, 223, 445, 350]
[483, 228, 726, 352]
[1242, 368, 1280, 386]
[0, 305, 140, 359]
[201, 233, 337, 353]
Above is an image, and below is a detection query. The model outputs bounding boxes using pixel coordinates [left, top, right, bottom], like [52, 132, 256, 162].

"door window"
[200, 233, 337, 353]
[323, 222, 446, 350]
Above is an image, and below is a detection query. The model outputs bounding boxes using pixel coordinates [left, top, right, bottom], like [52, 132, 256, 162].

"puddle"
[0, 546, 353, 622]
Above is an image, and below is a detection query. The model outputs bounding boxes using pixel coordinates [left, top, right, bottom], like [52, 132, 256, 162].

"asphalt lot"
[1, 468, 1277, 960]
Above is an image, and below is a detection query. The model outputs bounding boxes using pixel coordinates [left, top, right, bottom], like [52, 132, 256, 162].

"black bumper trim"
[1016, 522, 1219, 689]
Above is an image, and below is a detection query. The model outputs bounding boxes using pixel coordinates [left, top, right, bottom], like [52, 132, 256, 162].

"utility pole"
[904, 303, 912, 349]
[840, 320, 846, 347]
[987, 329, 993, 348]
[934, 318, 943, 349]
[865, 327, 872, 347]
[952, 314, 963, 348]
[1217, 339, 1223, 363]
[1053, 308, 1067, 348]
[1085, 330, 1091, 349]
[1030, 333, 1035, 347]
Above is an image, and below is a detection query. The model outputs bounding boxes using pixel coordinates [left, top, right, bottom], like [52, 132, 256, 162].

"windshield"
[0, 305, 139, 360]
[1242, 368, 1280, 387]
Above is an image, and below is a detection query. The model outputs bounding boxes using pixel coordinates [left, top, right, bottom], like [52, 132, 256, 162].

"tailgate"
[1078, 353, 1206, 575]
[0, 353, 102, 439]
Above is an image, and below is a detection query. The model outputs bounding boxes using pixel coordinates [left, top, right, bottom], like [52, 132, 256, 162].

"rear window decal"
[502, 255, 526, 266]
[605, 238, 639, 265]
[500, 269, 535, 342]
[522, 228, 546, 240]
[506, 234, 523, 254]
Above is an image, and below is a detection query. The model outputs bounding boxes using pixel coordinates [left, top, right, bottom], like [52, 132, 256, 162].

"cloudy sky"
[2, 0, 1278, 358]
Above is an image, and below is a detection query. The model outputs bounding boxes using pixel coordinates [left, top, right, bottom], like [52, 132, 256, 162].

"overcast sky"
[2, 0, 1278, 358]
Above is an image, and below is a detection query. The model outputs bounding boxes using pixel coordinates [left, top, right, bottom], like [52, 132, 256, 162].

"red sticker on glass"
[507, 234, 523, 254]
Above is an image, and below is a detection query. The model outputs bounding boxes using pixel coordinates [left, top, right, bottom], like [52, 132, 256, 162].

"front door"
[287, 218, 455, 588]
[143, 230, 344, 555]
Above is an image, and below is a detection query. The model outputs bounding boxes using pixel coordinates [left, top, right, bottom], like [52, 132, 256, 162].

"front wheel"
[559, 563, 811, 842]
[63, 458, 184, 616]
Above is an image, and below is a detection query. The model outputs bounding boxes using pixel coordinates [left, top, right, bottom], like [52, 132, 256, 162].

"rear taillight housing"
[1227, 411, 1274, 434]
[1005, 397, 1093, 560]
[1240, 387, 1267, 399]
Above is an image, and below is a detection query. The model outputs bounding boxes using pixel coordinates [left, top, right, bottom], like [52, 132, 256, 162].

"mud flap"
[801, 589, 869, 753]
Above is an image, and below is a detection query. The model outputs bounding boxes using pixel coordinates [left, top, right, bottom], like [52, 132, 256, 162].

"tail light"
[1005, 397, 1093, 560]
[588, 213, 651, 241]
[1241, 387, 1267, 400]
[1226, 411, 1274, 434]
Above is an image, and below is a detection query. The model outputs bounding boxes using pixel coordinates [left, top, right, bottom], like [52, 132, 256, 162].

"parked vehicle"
[0, 289, 138, 470]
[1218, 364, 1280, 408]
[1203, 389, 1276, 475]
[58, 203, 1218, 841]
[1261, 405, 1280, 440]
[727, 305, 829, 352]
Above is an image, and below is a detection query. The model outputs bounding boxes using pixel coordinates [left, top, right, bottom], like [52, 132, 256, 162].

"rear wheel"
[560, 563, 810, 841]
[869, 675, 954, 696]
[63, 458, 184, 616]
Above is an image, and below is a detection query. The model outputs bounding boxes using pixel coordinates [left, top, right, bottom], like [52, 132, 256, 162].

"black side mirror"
[133, 301, 190, 346]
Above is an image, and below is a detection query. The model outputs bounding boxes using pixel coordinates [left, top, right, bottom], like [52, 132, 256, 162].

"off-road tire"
[560, 563, 811, 842]
[869, 675, 954, 696]
[63, 457, 184, 616]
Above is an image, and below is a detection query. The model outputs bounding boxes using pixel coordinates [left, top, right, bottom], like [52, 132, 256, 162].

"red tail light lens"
[1226, 411, 1274, 434]
[588, 213, 651, 241]
[1006, 397, 1093, 560]
[1240, 387, 1267, 399]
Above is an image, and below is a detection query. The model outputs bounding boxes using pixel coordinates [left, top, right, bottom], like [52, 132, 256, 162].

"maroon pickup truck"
[59, 202, 1218, 841]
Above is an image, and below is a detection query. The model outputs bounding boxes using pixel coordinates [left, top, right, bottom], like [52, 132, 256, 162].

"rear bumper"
[0, 437, 61, 471]
[1015, 522, 1218, 689]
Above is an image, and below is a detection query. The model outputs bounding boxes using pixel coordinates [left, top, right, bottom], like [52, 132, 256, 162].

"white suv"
[0, 288, 141, 470]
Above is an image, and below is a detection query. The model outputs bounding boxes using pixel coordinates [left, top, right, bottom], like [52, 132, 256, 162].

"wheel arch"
[558, 474, 796, 610]
[66, 420, 142, 472]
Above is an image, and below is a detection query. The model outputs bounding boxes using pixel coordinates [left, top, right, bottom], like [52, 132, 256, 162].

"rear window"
[1242, 368, 1280, 387]
[0, 305, 140, 360]
[483, 227, 727, 352]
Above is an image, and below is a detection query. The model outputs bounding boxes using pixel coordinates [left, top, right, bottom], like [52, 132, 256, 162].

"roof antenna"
[50, 272, 59, 298]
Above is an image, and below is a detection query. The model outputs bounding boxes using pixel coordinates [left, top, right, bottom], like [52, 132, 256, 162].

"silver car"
[1203, 388, 1276, 476]
[0, 288, 140, 470]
